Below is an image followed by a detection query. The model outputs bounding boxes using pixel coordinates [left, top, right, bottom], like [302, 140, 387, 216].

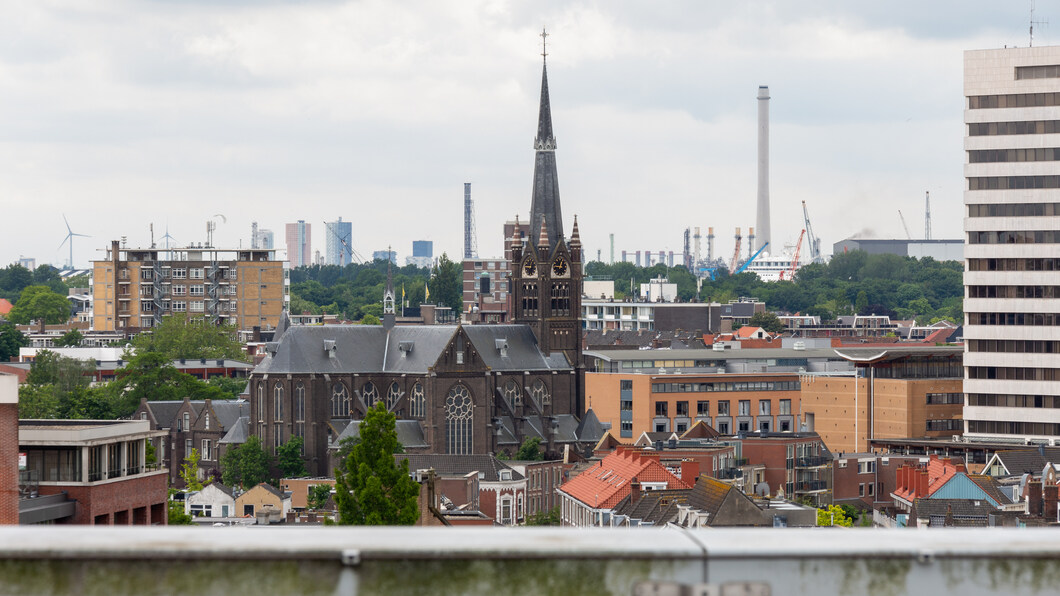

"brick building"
[400, 454, 528, 525]
[134, 398, 250, 488]
[800, 346, 964, 453]
[831, 452, 922, 511]
[739, 432, 832, 506]
[92, 240, 289, 332]
[18, 419, 168, 524]
[586, 371, 802, 440]
[0, 375, 17, 524]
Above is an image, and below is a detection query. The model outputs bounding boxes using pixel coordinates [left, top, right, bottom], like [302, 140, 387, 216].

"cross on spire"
[540, 28, 548, 62]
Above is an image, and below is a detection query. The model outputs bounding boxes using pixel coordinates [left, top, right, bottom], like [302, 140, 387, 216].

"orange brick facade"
[0, 404, 17, 525]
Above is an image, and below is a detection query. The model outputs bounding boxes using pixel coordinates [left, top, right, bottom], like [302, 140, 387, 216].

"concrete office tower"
[756, 86, 771, 254]
[964, 46, 1060, 442]
[324, 217, 353, 266]
[285, 221, 311, 267]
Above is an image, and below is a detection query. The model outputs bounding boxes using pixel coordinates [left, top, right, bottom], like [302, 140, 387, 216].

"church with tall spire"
[510, 29, 584, 373]
[242, 36, 600, 473]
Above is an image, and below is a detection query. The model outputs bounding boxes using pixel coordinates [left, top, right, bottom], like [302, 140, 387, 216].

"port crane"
[780, 230, 806, 281]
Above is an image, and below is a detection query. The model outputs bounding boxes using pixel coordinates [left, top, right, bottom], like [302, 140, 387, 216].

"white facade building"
[963, 46, 1060, 443]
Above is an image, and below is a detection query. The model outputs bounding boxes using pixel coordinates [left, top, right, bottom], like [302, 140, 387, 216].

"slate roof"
[398, 454, 523, 482]
[211, 400, 249, 430]
[968, 474, 1013, 506]
[613, 488, 692, 525]
[491, 413, 600, 449]
[145, 401, 186, 429]
[255, 324, 571, 376]
[218, 416, 249, 445]
[528, 61, 564, 251]
[913, 498, 996, 526]
[687, 476, 735, 517]
[559, 448, 689, 509]
[994, 447, 1060, 476]
[334, 420, 429, 450]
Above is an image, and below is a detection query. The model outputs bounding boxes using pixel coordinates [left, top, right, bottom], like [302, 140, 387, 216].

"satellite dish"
[754, 482, 770, 498]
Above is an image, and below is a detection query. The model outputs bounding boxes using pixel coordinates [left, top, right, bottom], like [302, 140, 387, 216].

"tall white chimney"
[756, 86, 771, 255]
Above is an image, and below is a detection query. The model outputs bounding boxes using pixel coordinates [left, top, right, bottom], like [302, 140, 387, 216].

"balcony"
[714, 468, 743, 480]
[796, 456, 829, 469]
[794, 480, 828, 493]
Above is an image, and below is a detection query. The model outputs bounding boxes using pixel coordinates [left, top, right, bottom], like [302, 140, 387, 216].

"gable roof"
[612, 488, 692, 525]
[245, 482, 283, 500]
[399, 454, 523, 482]
[559, 447, 689, 510]
[681, 420, 721, 440]
[210, 401, 249, 431]
[203, 481, 234, 498]
[218, 416, 249, 445]
[254, 324, 571, 376]
[993, 447, 1060, 476]
[687, 476, 735, 517]
[913, 498, 996, 526]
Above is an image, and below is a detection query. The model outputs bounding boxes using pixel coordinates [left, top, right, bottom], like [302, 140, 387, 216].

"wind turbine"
[59, 214, 89, 270]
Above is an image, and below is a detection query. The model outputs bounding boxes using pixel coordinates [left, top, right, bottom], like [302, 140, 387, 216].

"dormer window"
[500, 470, 512, 481]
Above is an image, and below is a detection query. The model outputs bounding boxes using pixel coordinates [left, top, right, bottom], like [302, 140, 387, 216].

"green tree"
[108, 351, 228, 417]
[277, 436, 307, 479]
[817, 504, 853, 527]
[206, 376, 248, 400]
[525, 506, 561, 526]
[308, 484, 333, 510]
[747, 311, 785, 334]
[515, 437, 544, 461]
[0, 323, 28, 363]
[220, 436, 272, 489]
[7, 285, 71, 324]
[181, 448, 203, 491]
[360, 314, 381, 326]
[130, 314, 245, 361]
[333, 402, 420, 525]
[168, 490, 195, 525]
[429, 253, 462, 311]
[54, 328, 84, 347]
[17, 384, 61, 419]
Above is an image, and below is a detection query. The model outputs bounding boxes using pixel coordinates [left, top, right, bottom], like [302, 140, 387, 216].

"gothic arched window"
[445, 384, 473, 455]
[530, 379, 550, 406]
[410, 383, 425, 418]
[387, 382, 402, 411]
[294, 383, 305, 450]
[502, 380, 522, 409]
[362, 382, 379, 409]
[274, 383, 284, 420]
[332, 383, 350, 418]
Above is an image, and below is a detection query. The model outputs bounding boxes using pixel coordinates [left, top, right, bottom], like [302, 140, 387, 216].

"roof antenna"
[1031, 0, 1048, 47]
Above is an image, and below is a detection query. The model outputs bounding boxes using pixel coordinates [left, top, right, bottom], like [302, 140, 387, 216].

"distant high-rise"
[963, 46, 1060, 443]
[251, 222, 274, 250]
[373, 250, 397, 265]
[406, 240, 433, 269]
[285, 221, 312, 267]
[325, 217, 353, 266]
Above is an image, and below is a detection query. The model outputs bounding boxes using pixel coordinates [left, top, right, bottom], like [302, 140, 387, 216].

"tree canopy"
[333, 402, 420, 525]
[130, 314, 245, 361]
[220, 435, 272, 489]
[0, 323, 28, 363]
[7, 285, 71, 325]
[583, 251, 963, 323]
[276, 436, 307, 479]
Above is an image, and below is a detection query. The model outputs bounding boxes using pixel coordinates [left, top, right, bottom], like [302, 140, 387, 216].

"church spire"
[529, 28, 563, 251]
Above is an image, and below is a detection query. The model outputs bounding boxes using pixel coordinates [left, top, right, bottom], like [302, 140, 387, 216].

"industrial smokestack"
[756, 86, 771, 255]
[707, 227, 714, 263]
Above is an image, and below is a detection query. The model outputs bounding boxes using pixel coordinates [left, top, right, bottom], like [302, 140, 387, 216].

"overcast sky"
[0, 1, 1049, 269]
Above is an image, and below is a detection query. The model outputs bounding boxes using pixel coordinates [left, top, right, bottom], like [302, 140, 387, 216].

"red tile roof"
[893, 455, 963, 502]
[0, 299, 11, 315]
[559, 447, 689, 509]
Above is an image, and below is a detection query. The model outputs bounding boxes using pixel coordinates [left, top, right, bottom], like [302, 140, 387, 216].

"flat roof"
[833, 345, 964, 363]
[585, 347, 841, 361]
[19, 419, 164, 445]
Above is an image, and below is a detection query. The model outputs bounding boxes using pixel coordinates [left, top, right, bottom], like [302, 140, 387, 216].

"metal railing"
[796, 455, 829, 468]
[0, 527, 1059, 595]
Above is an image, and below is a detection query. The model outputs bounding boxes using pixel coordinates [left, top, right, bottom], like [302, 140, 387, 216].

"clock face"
[552, 257, 568, 276]
[523, 257, 537, 277]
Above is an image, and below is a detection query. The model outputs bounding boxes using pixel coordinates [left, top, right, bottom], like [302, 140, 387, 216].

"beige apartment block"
[92, 240, 289, 332]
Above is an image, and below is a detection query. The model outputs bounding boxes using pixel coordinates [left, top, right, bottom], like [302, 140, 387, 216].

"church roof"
[218, 416, 249, 445]
[529, 61, 564, 252]
[334, 419, 429, 450]
[254, 324, 571, 375]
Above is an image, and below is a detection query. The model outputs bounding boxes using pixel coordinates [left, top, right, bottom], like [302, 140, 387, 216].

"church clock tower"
[510, 30, 583, 371]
